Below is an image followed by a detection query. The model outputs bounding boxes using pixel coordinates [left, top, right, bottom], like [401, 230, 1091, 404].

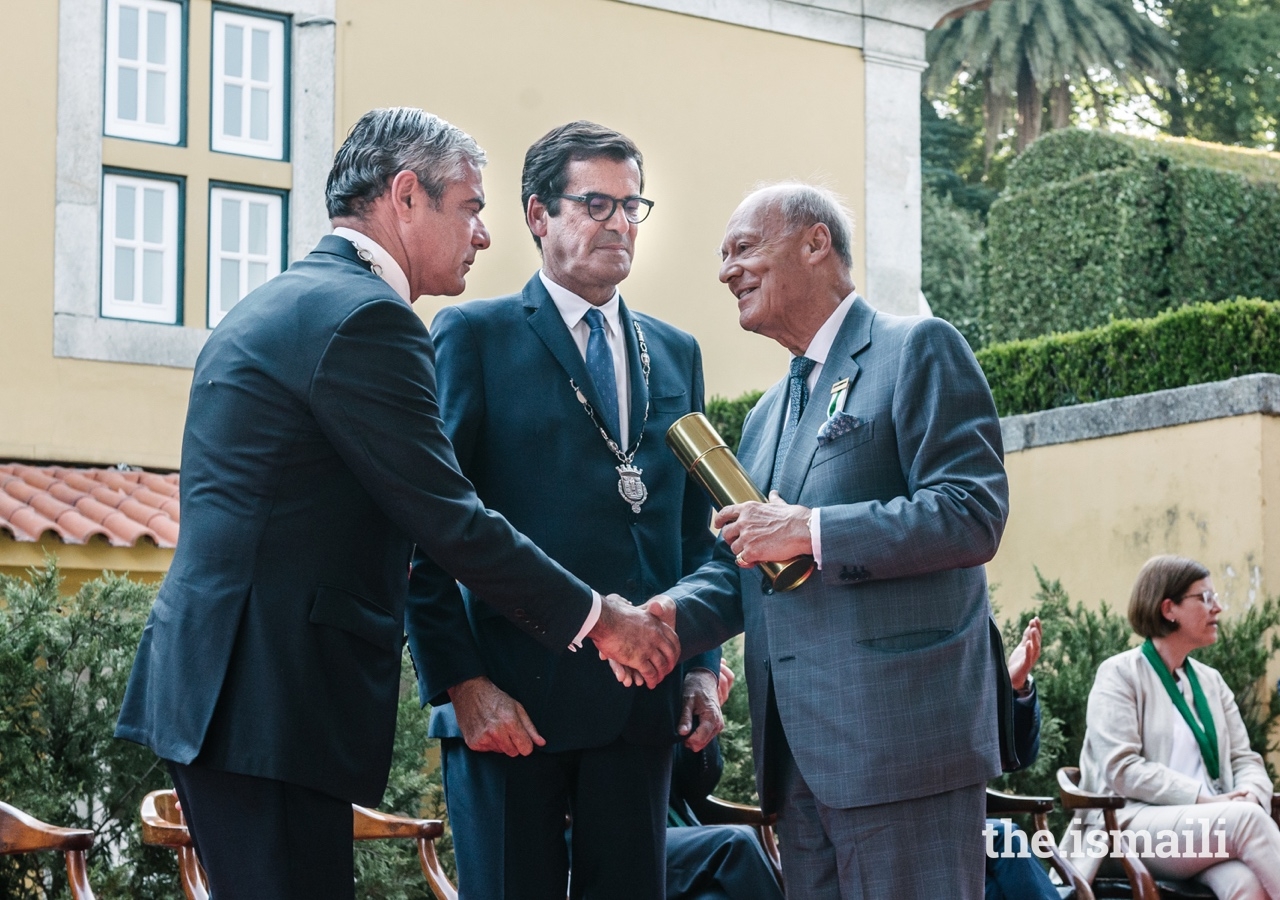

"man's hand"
[606, 596, 678, 688]
[1007, 617, 1042, 692]
[590, 593, 679, 689]
[717, 659, 735, 706]
[678, 668, 724, 752]
[447, 675, 545, 757]
[715, 491, 812, 567]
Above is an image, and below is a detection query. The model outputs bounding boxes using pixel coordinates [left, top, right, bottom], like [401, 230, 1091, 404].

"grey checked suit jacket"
[667, 295, 1010, 810]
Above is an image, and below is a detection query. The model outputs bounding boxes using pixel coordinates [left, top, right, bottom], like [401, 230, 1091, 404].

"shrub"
[0, 562, 174, 900]
[983, 129, 1280, 344]
[706, 391, 763, 455]
[976, 297, 1280, 415]
[922, 190, 987, 349]
[993, 571, 1280, 831]
[0, 561, 450, 898]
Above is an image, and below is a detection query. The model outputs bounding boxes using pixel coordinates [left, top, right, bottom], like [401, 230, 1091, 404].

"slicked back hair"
[1128, 554, 1211, 639]
[757, 182, 855, 270]
[521, 121, 644, 250]
[326, 107, 486, 219]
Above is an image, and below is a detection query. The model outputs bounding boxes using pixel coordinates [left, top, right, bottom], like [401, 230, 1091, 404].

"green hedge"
[976, 298, 1280, 416]
[983, 129, 1280, 345]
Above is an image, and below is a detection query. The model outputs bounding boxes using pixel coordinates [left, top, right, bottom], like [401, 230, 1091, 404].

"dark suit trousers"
[167, 760, 353, 900]
[666, 824, 785, 900]
[441, 736, 671, 900]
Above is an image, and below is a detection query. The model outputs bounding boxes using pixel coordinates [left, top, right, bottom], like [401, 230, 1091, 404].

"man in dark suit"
[114, 108, 680, 900]
[642, 182, 1011, 898]
[407, 121, 722, 899]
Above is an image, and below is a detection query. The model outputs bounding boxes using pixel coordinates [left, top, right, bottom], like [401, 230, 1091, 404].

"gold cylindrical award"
[666, 412, 815, 592]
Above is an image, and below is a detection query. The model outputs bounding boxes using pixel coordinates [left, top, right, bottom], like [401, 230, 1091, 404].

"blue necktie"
[584, 308, 620, 441]
[772, 355, 816, 487]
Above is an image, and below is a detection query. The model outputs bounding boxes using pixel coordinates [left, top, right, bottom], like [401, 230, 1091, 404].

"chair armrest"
[0, 801, 94, 854]
[985, 787, 1055, 816]
[139, 790, 194, 848]
[687, 794, 776, 828]
[352, 806, 444, 842]
[1057, 767, 1126, 811]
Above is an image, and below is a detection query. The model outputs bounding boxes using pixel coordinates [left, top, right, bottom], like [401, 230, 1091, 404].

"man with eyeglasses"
[408, 120, 723, 898]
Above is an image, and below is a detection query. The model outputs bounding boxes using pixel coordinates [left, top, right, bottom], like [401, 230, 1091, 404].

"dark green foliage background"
[983, 129, 1280, 345]
[976, 297, 1280, 415]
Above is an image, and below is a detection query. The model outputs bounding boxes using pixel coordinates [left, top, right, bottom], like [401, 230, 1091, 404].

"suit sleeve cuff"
[810, 507, 823, 569]
[569, 590, 603, 651]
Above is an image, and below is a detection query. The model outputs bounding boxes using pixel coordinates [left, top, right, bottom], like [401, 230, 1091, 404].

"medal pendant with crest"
[616, 464, 648, 514]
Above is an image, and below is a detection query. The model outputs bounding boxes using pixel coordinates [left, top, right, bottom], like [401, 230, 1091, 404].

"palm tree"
[927, 0, 1175, 156]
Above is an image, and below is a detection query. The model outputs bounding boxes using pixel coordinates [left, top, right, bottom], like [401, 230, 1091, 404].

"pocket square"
[817, 411, 861, 446]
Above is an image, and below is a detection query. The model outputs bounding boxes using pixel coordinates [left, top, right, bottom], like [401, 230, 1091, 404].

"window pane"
[146, 70, 166, 124]
[142, 249, 164, 304]
[115, 185, 136, 239]
[117, 67, 139, 121]
[143, 188, 164, 243]
[119, 6, 139, 60]
[223, 84, 243, 137]
[221, 198, 241, 252]
[250, 88, 269, 141]
[247, 261, 268, 292]
[224, 24, 243, 77]
[251, 29, 269, 82]
[114, 247, 135, 301]
[146, 10, 166, 64]
[221, 259, 241, 312]
[247, 202, 268, 254]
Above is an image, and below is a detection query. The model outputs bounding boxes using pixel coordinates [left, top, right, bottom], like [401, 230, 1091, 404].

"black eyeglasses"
[553, 193, 654, 224]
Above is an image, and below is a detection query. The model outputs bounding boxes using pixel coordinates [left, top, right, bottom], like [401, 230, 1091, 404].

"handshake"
[587, 593, 680, 689]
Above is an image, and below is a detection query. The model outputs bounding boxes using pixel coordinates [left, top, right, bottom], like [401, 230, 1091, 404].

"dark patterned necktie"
[584, 308, 620, 440]
[772, 355, 816, 487]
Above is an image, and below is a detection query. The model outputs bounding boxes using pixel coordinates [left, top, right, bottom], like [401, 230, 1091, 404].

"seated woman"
[1072, 554, 1280, 899]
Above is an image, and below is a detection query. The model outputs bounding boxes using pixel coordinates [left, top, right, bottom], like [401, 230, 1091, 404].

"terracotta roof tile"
[0, 463, 180, 549]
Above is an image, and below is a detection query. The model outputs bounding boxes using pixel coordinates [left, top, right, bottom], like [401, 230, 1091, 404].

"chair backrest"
[0, 801, 98, 900]
[139, 789, 456, 900]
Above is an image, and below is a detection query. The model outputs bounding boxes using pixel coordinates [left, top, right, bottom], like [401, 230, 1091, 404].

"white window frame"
[211, 7, 288, 160]
[101, 171, 183, 324]
[103, 0, 184, 145]
[207, 184, 286, 327]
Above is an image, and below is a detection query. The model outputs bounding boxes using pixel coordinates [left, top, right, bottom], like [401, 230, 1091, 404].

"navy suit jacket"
[116, 237, 593, 806]
[409, 273, 717, 751]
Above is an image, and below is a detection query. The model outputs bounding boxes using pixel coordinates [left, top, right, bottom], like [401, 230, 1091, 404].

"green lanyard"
[1141, 639, 1220, 780]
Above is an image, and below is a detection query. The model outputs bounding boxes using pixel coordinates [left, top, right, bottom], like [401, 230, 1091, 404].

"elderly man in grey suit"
[639, 183, 1010, 898]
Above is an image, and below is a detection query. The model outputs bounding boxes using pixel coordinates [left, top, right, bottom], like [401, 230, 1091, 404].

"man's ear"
[389, 170, 418, 222]
[527, 195, 550, 239]
[802, 222, 833, 266]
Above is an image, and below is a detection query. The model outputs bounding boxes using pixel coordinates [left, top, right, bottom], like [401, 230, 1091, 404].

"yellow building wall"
[989, 414, 1280, 620]
[0, 1, 288, 472]
[334, 0, 868, 401]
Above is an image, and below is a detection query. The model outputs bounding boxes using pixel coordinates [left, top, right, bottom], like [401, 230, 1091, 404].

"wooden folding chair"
[986, 786, 1095, 900]
[0, 800, 98, 900]
[140, 788, 455, 900]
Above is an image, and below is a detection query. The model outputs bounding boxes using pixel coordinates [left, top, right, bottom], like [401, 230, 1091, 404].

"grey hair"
[753, 182, 855, 269]
[326, 107, 486, 219]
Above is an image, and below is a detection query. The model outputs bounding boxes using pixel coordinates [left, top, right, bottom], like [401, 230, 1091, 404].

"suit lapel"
[618, 299, 649, 453]
[749, 386, 786, 493]
[776, 296, 874, 500]
[522, 275, 615, 431]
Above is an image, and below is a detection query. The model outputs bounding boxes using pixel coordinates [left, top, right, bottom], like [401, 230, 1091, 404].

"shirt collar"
[799, 291, 857, 366]
[540, 270, 622, 335]
[331, 227, 412, 305]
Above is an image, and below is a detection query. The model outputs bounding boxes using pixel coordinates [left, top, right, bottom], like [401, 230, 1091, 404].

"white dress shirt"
[784, 291, 856, 569]
[540, 271, 633, 451]
[331, 227, 412, 304]
[1168, 667, 1217, 795]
